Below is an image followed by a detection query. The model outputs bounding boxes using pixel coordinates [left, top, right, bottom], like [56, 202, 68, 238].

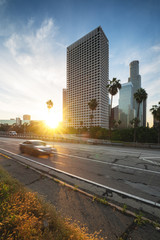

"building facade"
[62, 89, 67, 124]
[119, 82, 135, 128]
[64, 26, 109, 129]
[117, 60, 147, 128]
[128, 60, 146, 126]
[23, 115, 31, 121]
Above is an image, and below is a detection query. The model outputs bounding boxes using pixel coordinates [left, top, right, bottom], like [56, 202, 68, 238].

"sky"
[0, 0, 160, 126]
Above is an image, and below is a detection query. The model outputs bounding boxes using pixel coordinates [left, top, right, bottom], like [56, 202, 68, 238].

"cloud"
[0, 0, 6, 6]
[141, 45, 160, 77]
[151, 44, 160, 52]
[36, 18, 55, 40]
[1, 18, 66, 120]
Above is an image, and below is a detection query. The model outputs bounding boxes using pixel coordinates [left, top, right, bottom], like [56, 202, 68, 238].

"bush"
[0, 166, 103, 240]
[136, 127, 158, 143]
[88, 126, 158, 143]
[89, 127, 109, 139]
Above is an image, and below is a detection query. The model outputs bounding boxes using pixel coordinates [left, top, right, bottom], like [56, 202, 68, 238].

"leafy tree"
[150, 101, 160, 143]
[88, 99, 98, 127]
[130, 118, 140, 127]
[113, 119, 122, 129]
[106, 78, 121, 138]
[118, 120, 122, 126]
[112, 120, 117, 129]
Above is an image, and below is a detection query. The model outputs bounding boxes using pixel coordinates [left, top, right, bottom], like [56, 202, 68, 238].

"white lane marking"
[54, 152, 160, 175]
[1, 140, 160, 173]
[0, 142, 160, 175]
[0, 147, 160, 208]
[140, 157, 160, 166]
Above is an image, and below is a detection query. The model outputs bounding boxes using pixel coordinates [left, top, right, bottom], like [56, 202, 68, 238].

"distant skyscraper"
[119, 82, 135, 128]
[64, 26, 109, 128]
[128, 60, 146, 127]
[128, 61, 141, 110]
[16, 117, 21, 125]
[23, 115, 31, 120]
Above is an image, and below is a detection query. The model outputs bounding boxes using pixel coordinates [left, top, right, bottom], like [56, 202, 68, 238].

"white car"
[9, 131, 17, 136]
[19, 140, 56, 157]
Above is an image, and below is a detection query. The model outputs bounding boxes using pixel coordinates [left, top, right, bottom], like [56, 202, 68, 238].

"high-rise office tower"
[119, 82, 135, 128]
[128, 61, 141, 109]
[62, 88, 67, 123]
[23, 115, 31, 120]
[64, 26, 109, 129]
[128, 60, 146, 126]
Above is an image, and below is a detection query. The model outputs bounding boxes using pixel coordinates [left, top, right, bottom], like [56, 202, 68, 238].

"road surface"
[0, 136, 160, 204]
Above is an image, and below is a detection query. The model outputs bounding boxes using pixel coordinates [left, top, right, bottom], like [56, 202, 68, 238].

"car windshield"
[32, 141, 46, 146]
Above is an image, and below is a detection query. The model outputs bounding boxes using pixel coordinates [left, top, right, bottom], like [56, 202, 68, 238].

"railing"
[0, 133, 160, 149]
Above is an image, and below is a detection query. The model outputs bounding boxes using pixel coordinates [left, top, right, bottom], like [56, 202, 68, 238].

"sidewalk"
[0, 154, 160, 240]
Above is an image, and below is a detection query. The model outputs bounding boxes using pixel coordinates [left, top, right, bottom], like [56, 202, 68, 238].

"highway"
[0, 136, 160, 204]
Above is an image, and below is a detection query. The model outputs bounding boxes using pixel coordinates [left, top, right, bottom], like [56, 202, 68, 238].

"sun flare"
[45, 117, 59, 129]
[45, 110, 61, 129]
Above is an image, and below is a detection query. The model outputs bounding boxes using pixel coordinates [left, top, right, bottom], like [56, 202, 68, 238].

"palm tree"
[133, 88, 148, 142]
[150, 102, 160, 121]
[134, 88, 148, 123]
[46, 100, 53, 110]
[130, 118, 140, 127]
[150, 101, 160, 143]
[107, 78, 121, 117]
[88, 99, 98, 127]
[118, 120, 122, 126]
[106, 78, 121, 138]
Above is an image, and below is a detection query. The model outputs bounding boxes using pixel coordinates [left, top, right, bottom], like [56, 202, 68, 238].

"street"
[0, 136, 160, 204]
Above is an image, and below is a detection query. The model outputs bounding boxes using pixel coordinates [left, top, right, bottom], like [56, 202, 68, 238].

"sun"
[45, 110, 61, 129]
[45, 117, 59, 129]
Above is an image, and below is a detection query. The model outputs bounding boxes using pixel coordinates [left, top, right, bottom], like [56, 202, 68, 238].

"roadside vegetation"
[0, 166, 103, 240]
[0, 122, 159, 144]
[0, 99, 160, 144]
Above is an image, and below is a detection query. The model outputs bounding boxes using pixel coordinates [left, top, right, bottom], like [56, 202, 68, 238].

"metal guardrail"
[1, 133, 160, 149]
[0, 147, 160, 219]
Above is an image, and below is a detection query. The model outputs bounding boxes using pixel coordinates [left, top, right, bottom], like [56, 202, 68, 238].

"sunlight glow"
[45, 117, 59, 129]
[45, 109, 61, 129]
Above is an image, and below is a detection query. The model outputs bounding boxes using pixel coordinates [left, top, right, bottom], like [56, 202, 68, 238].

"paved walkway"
[0, 154, 160, 240]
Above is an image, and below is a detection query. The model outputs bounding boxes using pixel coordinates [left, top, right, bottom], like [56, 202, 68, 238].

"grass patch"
[0, 166, 103, 240]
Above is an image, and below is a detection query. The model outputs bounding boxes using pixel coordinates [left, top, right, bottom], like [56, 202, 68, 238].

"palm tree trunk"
[134, 103, 140, 142]
[158, 123, 160, 144]
[109, 95, 113, 140]
[110, 95, 113, 117]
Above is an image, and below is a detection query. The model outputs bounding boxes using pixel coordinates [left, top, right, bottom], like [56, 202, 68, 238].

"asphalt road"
[0, 136, 160, 204]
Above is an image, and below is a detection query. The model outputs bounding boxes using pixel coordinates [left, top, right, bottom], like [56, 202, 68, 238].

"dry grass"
[0, 166, 104, 240]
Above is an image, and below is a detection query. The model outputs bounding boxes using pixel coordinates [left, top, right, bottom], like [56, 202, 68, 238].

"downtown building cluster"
[118, 60, 146, 128]
[63, 27, 147, 129]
